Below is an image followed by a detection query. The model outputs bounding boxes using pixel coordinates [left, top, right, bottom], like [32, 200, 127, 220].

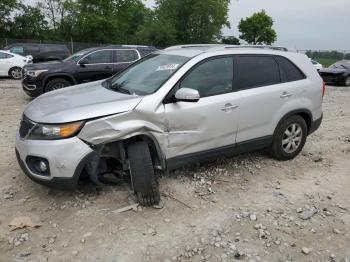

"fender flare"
[273, 109, 313, 136]
[43, 73, 77, 88]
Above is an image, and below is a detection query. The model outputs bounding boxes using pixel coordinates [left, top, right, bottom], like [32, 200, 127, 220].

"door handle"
[104, 66, 112, 70]
[280, 92, 293, 98]
[221, 103, 239, 112]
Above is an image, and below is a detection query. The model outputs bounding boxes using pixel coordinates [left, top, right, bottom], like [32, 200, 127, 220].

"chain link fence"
[0, 38, 107, 53]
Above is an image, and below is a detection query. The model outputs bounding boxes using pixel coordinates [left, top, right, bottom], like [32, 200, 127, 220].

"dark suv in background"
[22, 45, 157, 97]
[4, 43, 70, 63]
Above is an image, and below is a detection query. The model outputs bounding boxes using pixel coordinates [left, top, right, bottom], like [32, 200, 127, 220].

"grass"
[314, 58, 339, 67]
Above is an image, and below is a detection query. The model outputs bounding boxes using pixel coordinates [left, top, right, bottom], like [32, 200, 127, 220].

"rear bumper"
[309, 114, 323, 135]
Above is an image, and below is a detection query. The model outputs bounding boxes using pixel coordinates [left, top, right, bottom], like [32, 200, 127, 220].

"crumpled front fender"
[78, 110, 167, 159]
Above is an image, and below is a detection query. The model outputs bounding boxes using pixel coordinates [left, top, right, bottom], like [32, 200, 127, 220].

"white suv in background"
[16, 45, 324, 206]
[0, 50, 32, 79]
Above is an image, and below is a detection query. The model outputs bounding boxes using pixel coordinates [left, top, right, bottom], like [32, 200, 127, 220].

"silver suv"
[15, 45, 324, 206]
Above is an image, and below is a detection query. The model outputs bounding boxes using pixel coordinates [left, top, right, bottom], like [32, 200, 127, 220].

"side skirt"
[166, 135, 273, 171]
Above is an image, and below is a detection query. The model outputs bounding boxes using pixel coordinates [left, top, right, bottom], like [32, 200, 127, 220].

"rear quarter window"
[275, 56, 306, 82]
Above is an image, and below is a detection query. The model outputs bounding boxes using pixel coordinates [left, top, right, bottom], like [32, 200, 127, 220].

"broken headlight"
[27, 121, 84, 140]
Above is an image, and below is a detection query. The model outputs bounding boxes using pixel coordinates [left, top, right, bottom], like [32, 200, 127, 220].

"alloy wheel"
[11, 69, 22, 79]
[281, 123, 303, 154]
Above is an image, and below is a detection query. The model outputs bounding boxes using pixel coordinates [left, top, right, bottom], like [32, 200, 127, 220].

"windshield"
[107, 54, 190, 95]
[330, 62, 350, 69]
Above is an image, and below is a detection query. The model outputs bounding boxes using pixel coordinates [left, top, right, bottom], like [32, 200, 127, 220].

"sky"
[26, 0, 350, 51]
[144, 0, 350, 51]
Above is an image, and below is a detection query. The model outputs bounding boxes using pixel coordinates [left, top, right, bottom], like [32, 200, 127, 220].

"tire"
[270, 115, 307, 161]
[344, 76, 350, 87]
[127, 141, 160, 206]
[45, 78, 71, 93]
[9, 67, 22, 80]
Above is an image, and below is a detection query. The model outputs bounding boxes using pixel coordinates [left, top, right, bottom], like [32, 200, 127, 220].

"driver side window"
[82, 50, 112, 64]
[180, 57, 234, 98]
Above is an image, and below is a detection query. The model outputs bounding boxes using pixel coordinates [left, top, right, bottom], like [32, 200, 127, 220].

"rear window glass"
[238, 56, 281, 89]
[275, 56, 306, 82]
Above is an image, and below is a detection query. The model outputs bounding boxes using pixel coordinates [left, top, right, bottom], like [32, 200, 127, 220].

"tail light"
[322, 81, 325, 97]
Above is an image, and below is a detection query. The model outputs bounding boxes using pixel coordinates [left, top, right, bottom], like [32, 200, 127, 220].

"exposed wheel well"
[123, 135, 163, 167]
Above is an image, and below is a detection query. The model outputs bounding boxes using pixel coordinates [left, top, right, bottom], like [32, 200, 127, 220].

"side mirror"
[79, 58, 89, 66]
[174, 87, 200, 102]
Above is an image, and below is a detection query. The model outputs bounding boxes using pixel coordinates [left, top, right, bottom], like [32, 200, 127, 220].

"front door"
[75, 49, 114, 83]
[164, 56, 241, 159]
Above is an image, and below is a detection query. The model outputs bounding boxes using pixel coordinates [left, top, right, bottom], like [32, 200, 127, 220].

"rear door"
[75, 49, 114, 83]
[164, 56, 241, 159]
[235, 55, 305, 144]
[113, 49, 140, 74]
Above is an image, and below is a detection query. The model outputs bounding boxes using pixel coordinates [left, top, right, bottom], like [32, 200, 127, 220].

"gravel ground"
[0, 78, 350, 262]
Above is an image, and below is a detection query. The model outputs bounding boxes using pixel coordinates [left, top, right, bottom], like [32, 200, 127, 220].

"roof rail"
[165, 44, 224, 50]
[225, 45, 288, 51]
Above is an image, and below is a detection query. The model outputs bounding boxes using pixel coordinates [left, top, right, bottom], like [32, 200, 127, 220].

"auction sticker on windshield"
[156, 64, 179, 71]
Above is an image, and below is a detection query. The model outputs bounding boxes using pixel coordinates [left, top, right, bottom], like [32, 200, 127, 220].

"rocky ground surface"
[0, 78, 350, 262]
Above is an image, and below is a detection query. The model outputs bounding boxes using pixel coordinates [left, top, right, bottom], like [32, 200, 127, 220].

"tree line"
[0, 0, 277, 47]
[306, 50, 350, 61]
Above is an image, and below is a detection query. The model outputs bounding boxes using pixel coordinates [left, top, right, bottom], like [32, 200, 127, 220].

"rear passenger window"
[238, 56, 280, 89]
[275, 56, 306, 82]
[180, 57, 233, 97]
[116, 50, 139, 63]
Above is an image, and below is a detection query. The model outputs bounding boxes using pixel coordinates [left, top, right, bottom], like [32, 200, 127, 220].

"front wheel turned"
[127, 141, 160, 206]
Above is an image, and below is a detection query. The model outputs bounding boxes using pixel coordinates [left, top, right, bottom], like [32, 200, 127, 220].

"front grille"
[19, 116, 35, 138]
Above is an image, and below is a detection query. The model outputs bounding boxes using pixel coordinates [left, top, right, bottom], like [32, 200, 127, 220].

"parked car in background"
[15, 45, 323, 205]
[4, 43, 70, 63]
[311, 59, 323, 71]
[319, 60, 350, 86]
[0, 50, 32, 79]
[21, 45, 157, 97]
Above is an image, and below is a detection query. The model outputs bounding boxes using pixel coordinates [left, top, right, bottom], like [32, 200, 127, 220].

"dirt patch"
[0, 79, 350, 261]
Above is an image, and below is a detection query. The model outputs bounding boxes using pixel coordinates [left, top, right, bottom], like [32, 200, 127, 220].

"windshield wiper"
[109, 83, 131, 94]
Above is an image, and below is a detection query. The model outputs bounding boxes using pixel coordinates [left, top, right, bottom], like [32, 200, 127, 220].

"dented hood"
[24, 80, 143, 123]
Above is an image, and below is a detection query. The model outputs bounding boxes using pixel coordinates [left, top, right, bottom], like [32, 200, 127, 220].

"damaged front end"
[76, 110, 166, 187]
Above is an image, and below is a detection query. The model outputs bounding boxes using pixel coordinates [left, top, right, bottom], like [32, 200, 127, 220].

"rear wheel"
[45, 78, 71, 93]
[344, 76, 350, 87]
[9, 67, 22, 80]
[127, 141, 160, 206]
[270, 115, 307, 161]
